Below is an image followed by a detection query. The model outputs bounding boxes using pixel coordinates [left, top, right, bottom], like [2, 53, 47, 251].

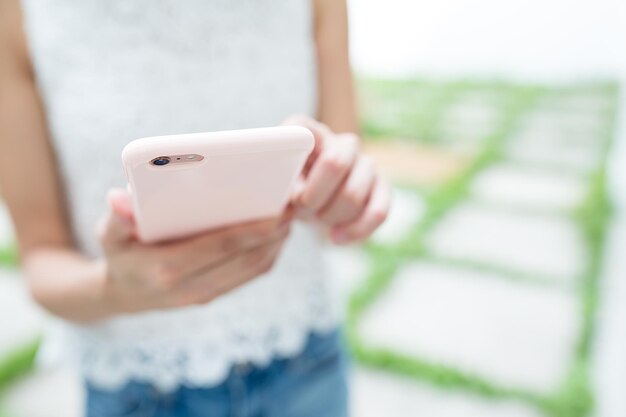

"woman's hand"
[286, 115, 391, 245]
[99, 189, 291, 314]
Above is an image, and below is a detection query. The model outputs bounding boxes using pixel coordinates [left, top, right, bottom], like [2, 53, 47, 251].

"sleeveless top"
[20, 0, 338, 392]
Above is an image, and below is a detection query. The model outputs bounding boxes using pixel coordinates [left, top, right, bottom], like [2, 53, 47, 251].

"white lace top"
[21, 0, 338, 392]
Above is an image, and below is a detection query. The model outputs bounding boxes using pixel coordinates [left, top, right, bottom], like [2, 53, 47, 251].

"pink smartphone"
[122, 126, 315, 243]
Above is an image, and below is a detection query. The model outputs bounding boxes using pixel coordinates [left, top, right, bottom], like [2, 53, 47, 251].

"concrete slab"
[371, 188, 425, 246]
[470, 164, 586, 211]
[358, 262, 580, 393]
[1, 368, 83, 417]
[522, 109, 608, 138]
[325, 246, 371, 309]
[426, 203, 586, 282]
[505, 126, 603, 173]
[351, 368, 544, 417]
[590, 214, 626, 417]
[0, 271, 43, 359]
[441, 101, 501, 130]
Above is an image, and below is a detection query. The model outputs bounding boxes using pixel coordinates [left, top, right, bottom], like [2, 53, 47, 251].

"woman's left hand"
[286, 115, 391, 245]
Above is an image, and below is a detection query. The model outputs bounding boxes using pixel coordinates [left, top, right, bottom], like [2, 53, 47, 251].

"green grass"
[0, 245, 17, 268]
[0, 339, 39, 392]
[0, 245, 36, 404]
[348, 79, 620, 417]
[0, 340, 39, 417]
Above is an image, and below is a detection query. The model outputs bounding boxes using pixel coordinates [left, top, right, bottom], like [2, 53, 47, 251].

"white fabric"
[20, 0, 339, 392]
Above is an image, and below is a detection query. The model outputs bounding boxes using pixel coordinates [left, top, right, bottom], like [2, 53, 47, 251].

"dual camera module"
[150, 154, 204, 166]
[152, 157, 170, 166]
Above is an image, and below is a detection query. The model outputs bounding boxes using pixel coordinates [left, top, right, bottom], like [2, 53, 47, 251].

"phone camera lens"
[151, 157, 170, 166]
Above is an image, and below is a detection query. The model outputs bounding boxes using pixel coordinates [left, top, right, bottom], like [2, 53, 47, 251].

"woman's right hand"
[98, 188, 291, 315]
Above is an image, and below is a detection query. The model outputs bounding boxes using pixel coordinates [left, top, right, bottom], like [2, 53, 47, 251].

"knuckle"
[343, 189, 364, 209]
[153, 263, 180, 290]
[321, 155, 347, 175]
[226, 223, 275, 250]
[372, 208, 389, 224]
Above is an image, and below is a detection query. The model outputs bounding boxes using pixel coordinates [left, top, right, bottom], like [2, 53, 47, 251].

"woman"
[0, 0, 390, 416]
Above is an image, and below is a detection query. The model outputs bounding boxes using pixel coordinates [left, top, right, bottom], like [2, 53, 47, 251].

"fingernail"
[297, 207, 315, 219]
[332, 229, 349, 244]
[113, 212, 132, 226]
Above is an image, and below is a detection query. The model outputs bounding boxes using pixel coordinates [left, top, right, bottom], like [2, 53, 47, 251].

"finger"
[317, 156, 376, 226]
[175, 234, 288, 306]
[159, 216, 291, 281]
[331, 177, 391, 245]
[99, 188, 135, 248]
[198, 238, 286, 304]
[282, 115, 331, 175]
[108, 187, 134, 221]
[297, 133, 359, 214]
[289, 176, 306, 203]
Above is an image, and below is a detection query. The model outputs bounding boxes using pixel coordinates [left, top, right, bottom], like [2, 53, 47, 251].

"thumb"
[109, 187, 134, 220]
[100, 188, 135, 247]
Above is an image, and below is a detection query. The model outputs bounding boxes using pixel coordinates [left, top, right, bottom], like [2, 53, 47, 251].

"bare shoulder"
[0, 0, 31, 77]
[313, 0, 347, 11]
[312, 0, 349, 43]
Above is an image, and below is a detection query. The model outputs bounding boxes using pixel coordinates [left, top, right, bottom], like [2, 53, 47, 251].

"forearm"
[1, 3, 99, 322]
[22, 248, 118, 324]
[314, 0, 358, 134]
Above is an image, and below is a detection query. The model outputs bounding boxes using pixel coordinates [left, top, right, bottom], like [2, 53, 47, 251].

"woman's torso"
[20, 0, 338, 392]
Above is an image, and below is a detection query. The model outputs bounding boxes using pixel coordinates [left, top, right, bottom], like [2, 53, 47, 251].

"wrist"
[92, 259, 128, 320]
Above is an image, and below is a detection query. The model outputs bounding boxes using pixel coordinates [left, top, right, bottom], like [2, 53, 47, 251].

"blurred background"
[1, 1, 625, 416]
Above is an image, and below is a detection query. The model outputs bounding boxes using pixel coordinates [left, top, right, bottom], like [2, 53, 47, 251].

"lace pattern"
[43, 224, 339, 392]
[21, 0, 339, 391]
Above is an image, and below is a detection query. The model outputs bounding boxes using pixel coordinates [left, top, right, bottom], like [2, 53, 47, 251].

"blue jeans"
[86, 330, 349, 417]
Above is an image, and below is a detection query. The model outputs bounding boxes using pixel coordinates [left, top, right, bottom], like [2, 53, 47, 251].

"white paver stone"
[470, 164, 586, 211]
[326, 247, 371, 308]
[1, 368, 83, 417]
[358, 262, 580, 393]
[0, 271, 43, 359]
[352, 368, 544, 417]
[371, 187, 425, 246]
[506, 127, 603, 173]
[427, 203, 586, 281]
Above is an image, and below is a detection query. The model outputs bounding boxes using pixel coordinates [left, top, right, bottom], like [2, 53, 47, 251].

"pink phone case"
[122, 126, 315, 243]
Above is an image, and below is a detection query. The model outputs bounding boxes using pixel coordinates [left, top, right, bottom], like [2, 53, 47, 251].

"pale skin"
[0, 0, 391, 323]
